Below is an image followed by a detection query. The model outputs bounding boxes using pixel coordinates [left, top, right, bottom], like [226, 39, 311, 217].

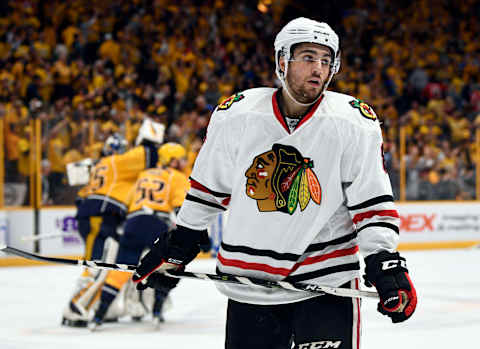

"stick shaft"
[21, 233, 78, 242]
[0, 245, 378, 299]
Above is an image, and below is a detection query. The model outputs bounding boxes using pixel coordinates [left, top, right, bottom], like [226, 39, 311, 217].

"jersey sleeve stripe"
[290, 246, 359, 273]
[285, 262, 360, 283]
[347, 195, 394, 210]
[185, 194, 227, 211]
[189, 177, 231, 198]
[352, 209, 399, 224]
[356, 222, 399, 234]
[221, 242, 300, 261]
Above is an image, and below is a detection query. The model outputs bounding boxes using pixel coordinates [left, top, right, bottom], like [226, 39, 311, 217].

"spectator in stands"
[433, 167, 461, 200]
[0, 0, 478, 204]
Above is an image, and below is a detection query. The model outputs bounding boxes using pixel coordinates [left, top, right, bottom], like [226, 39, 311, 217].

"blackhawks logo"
[349, 99, 377, 121]
[245, 144, 321, 215]
[218, 93, 244, 110]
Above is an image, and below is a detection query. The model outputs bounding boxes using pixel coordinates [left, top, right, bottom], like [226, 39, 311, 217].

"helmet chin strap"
[280, 79, 320, 107]
[280, 62, 328, 108]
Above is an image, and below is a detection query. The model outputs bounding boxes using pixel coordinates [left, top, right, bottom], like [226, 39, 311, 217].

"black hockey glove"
[135, 271, 180, 291]
[364, 251, 417, 323]
[132, 225, 209, 289]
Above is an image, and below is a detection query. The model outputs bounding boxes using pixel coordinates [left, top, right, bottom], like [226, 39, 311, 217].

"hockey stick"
[0, 245, 378, 299]
[21, 233, 79, 242]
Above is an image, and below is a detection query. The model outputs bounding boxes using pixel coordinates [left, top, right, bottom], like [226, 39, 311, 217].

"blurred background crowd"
[0, 0, 478, 205]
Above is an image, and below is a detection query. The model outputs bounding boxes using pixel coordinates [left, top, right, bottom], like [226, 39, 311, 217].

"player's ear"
[279, 56, 286, 73]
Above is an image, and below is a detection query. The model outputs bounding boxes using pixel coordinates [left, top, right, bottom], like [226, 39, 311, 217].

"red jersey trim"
[290, 246, 359, 274]
[271, 90, 324, 134]
[218, 245, 358, 277]
[217, 252, 291, 276]
[189, 177, 231, 198]
[352, 210, 399, 224]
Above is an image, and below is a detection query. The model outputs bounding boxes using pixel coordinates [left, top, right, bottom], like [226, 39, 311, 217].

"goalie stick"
[0, 245, 378, 299]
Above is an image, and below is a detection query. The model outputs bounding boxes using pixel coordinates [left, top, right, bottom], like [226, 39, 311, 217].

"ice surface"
[0, 250, 479, 349]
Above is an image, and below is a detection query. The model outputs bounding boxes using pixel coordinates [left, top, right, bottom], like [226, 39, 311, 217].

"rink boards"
[0, 202, 480, 266]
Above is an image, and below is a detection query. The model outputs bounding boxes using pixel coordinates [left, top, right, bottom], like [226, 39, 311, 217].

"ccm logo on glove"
[364, 251, 417, 323]
[381, 259, 407, 270]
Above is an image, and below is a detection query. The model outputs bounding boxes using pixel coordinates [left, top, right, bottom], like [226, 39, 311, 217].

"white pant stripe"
[351, 278, 361, 349]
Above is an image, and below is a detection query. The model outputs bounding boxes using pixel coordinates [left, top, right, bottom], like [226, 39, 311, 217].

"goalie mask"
[103, 133, 128, 156]
[274, 17, 341, 104]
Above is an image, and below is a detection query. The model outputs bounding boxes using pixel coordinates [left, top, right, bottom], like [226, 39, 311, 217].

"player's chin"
[300, 90, 322, 104]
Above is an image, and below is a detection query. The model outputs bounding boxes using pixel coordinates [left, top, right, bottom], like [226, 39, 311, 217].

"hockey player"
[132, 18, 417, 349]
[76, 133, 128, 262]
[62, 119, 165, 327]
[89, 143, 192, 330]
[62, 134, 128, 327]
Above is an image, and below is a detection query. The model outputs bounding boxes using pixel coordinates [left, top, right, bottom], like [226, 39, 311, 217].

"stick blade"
[0, 244, 9, 257]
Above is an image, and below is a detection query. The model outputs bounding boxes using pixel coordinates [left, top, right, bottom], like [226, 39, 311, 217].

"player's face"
[282, 43, 332, 103]
[245, 150, 277, 200]
[170, 157, 187, 171]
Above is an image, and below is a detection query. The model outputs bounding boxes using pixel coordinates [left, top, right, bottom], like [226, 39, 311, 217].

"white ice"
[0, 249, 479, 349]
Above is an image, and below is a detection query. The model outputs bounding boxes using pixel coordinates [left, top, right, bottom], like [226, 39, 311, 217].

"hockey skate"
[88, 298, 110, 332]
[87, 317, 101, 332]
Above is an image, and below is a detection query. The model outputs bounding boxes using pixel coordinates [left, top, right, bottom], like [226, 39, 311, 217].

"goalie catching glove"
[364, 251, 417, 323]
[132, 225, 210, 290]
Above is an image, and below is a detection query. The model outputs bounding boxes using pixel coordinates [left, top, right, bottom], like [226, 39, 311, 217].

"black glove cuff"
[364, 251, 408, 285]
[169, 225, 209, 250]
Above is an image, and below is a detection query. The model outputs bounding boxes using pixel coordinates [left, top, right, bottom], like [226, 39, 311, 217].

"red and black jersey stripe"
[218, 232, 359, 279]
[346, 195, 394, 210]
[189, 177, 231, 198]
[186, 177, 231, 210]
[221, 231, 357, 261]
[185, 194, 227, 211]
[285, 262, 360, 283]
[347, 195, 399, 235]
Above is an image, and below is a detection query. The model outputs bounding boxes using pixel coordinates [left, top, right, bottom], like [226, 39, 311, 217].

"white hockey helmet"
[103, 133, 128, 156]
[135, 118, 165, 146]
[274, 17, 340, 89]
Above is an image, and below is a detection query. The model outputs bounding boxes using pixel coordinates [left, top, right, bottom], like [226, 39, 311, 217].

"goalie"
[62, 119, 165, 327]
[88, 143, 205, 330]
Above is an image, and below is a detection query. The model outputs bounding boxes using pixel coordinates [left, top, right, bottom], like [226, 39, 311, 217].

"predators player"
[89, 143, 191, 330]
[77, 134, 128, 262]
[62, 135, 127, 327]
[62, 119, 165, 327]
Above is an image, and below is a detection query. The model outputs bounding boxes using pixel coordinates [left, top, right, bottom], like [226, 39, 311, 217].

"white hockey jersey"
[177, 88, 400, 305]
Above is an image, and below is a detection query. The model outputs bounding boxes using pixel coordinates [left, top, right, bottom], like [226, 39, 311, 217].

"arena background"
[0, 0, 479, 265]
